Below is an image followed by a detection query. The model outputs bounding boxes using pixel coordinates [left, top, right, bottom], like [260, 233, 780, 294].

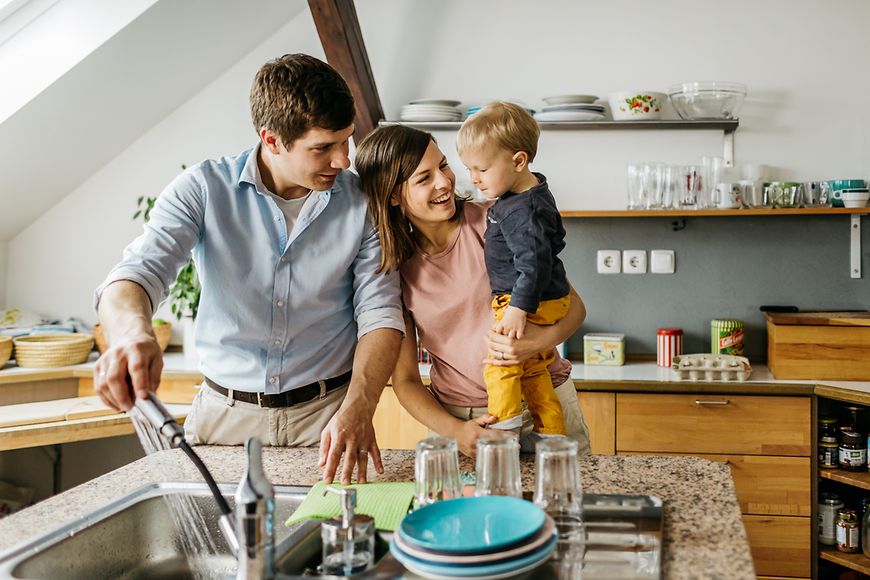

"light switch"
[623, 250, 647, 274]
[650, 250, 675, 274]
[596, 250, 621, 274]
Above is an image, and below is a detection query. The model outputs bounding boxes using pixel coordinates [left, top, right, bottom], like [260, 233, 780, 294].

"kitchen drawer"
[616, 394, 811, 456]
[577, 392, 615, 455]
[742, 515, 810, 578]
[620, 452, 810, 516]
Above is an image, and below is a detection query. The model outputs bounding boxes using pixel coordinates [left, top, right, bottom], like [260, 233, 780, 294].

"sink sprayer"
[134, 392, 274, 579]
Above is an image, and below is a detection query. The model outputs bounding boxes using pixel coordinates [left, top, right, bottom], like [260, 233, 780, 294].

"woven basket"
[0, 336, 11, 368]
[93, 322, 172, 353]
[13, 334, 94, 368]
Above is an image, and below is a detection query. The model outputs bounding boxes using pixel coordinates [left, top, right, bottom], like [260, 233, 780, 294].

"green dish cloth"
[285, 481, 415, 532]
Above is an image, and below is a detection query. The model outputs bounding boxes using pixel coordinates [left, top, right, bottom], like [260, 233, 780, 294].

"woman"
[356, 125, 590, 456]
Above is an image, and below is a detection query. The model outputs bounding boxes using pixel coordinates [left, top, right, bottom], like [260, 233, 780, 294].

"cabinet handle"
[694, 400, 730, 406]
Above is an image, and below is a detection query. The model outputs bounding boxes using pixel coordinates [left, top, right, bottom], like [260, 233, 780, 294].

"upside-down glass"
[414, 436, 462, 508]
[642, 163, 665, 209]
[534, 438, 584, 561]
[681, 165, 702, 208]
[626, 163, 644, 210]
[701, 156, 724, 208]
[662, 165, 682, 210]
[474, 431, 522, 498]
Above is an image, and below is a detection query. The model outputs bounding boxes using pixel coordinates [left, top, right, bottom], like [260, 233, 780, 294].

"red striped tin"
[657, 328, 684, 367]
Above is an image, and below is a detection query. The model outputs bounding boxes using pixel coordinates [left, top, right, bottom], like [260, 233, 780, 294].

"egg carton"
[671, 353, 752, 381]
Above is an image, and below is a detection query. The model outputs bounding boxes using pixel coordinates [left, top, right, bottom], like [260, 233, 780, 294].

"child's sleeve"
[498, 208, 552, 313]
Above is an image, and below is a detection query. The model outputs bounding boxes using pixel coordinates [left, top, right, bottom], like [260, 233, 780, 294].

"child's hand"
[493, 306, 527, 339]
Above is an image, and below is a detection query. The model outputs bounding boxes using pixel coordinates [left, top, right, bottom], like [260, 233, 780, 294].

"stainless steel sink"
[0, 482, 312, 580]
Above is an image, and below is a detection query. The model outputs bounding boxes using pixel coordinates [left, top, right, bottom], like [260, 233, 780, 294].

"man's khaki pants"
[183, 382, 348, 446]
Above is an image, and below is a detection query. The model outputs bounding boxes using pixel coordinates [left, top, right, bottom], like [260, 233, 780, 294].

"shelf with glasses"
[380, 119, 738, 132]
[560, 208, 870, 218]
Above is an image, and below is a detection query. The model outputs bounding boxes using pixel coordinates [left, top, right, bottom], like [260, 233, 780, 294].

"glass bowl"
[668, 82, 747, 120]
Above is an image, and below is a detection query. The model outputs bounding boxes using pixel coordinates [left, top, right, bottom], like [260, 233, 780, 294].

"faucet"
[234, 437, 275, 580]
[133, 394, 275, 579]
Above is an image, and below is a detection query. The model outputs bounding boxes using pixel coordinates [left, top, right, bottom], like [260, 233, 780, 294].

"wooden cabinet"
[372, 387, 428, 450]
[577, 392, 615, 454]
[77, 377, 201, 404]
[613, 392, 812, 578]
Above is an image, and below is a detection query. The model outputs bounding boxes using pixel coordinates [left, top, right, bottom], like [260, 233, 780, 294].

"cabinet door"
[577, 392, 615, 455]
[372, 387, 429, 450]
[743, 515, 810, 577]
[616, 394, 811, 456]
[78, 377, 201, 404]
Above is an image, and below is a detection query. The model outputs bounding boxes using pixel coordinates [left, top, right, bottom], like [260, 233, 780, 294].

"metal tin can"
[710, 319, 744, 356]
[657, 328, 683, 367]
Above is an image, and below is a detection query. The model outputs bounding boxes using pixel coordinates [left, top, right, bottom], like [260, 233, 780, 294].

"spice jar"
[819, 493, 844, 545]
[820, 438, 839, 469]
[839, 430, 867, 471]
[836, 509, 860, 553]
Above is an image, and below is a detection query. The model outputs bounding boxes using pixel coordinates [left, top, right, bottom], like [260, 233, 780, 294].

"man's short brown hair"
[250, 53, 355, 147]
[456, 101, 540, 161]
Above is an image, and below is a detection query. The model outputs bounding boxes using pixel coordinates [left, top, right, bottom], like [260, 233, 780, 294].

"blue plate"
[390, 533, 557, 579]
[398, 496, 545, 554]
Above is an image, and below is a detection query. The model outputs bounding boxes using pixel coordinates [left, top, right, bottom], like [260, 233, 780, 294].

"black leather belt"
[203, 370, 351, 408]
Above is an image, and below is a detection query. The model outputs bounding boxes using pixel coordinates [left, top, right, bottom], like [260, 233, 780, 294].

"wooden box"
[765, 312, 870, 380]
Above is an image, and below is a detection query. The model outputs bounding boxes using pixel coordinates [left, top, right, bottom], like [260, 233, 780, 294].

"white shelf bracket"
[852, 214, 862, 279]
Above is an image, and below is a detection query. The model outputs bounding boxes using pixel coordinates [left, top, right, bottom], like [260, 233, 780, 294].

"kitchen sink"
[0, 482, 314, 580]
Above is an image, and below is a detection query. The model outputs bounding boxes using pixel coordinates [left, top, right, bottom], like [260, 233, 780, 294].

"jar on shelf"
[819, 437, 839, 469]
[843, 405, 866, 435]
[836, 509, 860, 553]
[819, 417, 838, 440]
[863, 505, 870, 558]
[820, 493, 844, 545]
[839, 430, 867, 471]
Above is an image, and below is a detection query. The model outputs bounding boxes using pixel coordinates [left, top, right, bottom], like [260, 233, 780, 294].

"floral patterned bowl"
[608, 91, 667, 120]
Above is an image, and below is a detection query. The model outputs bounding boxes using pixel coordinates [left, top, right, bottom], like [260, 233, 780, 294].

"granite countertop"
[0, 447, 754, 579]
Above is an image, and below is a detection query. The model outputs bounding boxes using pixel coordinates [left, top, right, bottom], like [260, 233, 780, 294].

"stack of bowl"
[390, 496, 557, 579]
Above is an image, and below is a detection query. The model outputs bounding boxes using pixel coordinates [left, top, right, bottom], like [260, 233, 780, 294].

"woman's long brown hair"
[356, 125, 463, 273]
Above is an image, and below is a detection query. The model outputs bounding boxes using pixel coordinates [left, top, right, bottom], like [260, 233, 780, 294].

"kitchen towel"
[285, 481, 415, 531]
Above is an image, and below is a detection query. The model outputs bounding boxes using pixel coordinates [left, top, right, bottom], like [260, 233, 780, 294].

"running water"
[129, 409, 226, 580]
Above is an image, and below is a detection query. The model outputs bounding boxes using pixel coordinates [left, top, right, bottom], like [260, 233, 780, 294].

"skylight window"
[0, 0, 59, 46]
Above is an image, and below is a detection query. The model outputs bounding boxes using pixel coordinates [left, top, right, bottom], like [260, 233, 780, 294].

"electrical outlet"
[596, 250, 621, 274]
[650, 250, 676, 274]
[623, 250, 647, 274]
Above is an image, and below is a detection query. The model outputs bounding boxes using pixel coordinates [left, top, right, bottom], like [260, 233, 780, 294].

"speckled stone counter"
[0, 447, 754, 579]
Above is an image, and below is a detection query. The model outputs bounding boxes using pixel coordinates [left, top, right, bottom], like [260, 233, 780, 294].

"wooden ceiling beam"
[308, 0, 383, 140]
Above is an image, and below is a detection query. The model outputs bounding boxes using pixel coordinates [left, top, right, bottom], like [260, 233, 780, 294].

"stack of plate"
[390, 496, 557, 579]
[535, 94, 606, 121]
[400, 99, 462, 122]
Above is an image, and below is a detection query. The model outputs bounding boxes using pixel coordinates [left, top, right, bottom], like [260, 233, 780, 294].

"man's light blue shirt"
[96, 144, 404, 394]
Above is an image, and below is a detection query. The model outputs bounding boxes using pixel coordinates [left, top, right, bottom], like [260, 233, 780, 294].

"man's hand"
[492, 305, 527, 340]
[454, 415, 497, 457]
[93, 334, 163, 411]
[319, 402, 384, 485]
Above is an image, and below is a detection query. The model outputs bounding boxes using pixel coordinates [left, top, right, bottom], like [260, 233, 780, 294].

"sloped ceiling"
[0, 0, 306, 241]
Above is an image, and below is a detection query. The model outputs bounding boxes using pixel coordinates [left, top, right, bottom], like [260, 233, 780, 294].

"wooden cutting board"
[0, 396, 120, 428]
[764, 311, 870, 327]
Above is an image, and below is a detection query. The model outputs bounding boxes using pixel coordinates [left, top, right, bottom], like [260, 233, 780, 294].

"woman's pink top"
[400, 201, 571, 407]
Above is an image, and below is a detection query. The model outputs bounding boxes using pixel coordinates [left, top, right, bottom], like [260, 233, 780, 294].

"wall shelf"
[381, 119, 739, 132]
[819, 545, 870, 575]
[819, 468, 870, 492]
[560, 208, 870, 218]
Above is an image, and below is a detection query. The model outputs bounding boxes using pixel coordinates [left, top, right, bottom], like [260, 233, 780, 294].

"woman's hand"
[484, 322, 552, 366]
[454, 414, 497, 457]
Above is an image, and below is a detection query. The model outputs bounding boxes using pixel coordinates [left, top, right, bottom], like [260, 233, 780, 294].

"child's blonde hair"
[456, 101, 540, 161]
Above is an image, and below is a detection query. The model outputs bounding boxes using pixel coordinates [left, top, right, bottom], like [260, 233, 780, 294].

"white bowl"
[608, 91, 667, 120]
[842, 191, 870, 208]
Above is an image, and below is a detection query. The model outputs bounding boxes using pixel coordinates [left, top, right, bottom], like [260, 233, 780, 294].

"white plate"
[409, 98, 462, 107]
[534, 111, 606, 122]
[541, 104, 606, 112]
[400, 115, 462, 122]
[393, 514, 556, 564]
[543, 94, 599, 105]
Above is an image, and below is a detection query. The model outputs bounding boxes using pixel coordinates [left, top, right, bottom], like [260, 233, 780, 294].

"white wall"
[0, 242, 6, 309]
[5, 0, 870, 323]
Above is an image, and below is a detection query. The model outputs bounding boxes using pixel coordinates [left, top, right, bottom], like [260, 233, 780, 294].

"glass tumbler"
[642, 163, 665, 209]
[626, 163, 644, 210]
[701, 156, 724, 209]
[534, 438, 584, 561]
[681, 165, 702, 208]
[414, 436, 462, 508]
[474, 431, 521, 498]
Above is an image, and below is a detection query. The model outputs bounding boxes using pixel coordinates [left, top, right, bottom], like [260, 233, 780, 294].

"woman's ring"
[497, 351, 503, 360]
[358, 449, 367, 454]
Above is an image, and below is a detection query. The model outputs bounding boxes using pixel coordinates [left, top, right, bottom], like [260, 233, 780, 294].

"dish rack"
[671, 353, 751, 381]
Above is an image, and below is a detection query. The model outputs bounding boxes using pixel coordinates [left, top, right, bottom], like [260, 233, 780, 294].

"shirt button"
[276, 300, 284, 307]
[280, 256, 286, 263]
[269, 377, 277, 384]
[275, 215, 280, 221]
[273, 340, 281, 346]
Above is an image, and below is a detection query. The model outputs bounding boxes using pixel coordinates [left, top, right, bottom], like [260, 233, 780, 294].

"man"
[93, 54, 404, 485]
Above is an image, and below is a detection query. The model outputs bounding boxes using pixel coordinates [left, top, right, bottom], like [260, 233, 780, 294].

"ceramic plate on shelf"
[393, 514, 555, 564]
[397, 496, 545, 553]
[541, 103, 606, 113]
[389, 534, 557, 579]
[534, 111, 606, 122]
[408, 98, 462, 107]
[543, 94, 599, 105]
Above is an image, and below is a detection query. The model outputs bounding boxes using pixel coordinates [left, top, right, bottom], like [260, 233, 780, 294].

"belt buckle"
[257, 392, 264, 408]
[318, 380, 327, 400]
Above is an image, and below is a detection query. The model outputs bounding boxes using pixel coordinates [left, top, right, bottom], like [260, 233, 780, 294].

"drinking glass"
[642, 163, 665, 209]
[534, 438, 584, 561]
[414, 436, 462, 508]
[662, 165, 682, 210]
[701, 156, 724, 209]
[626, 163, 644, 210]
[474, 431, 521, 498]
[681, 165, 702, 209]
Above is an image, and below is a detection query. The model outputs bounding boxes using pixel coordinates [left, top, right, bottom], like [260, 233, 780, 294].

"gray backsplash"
[562, 215, 869, 359]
